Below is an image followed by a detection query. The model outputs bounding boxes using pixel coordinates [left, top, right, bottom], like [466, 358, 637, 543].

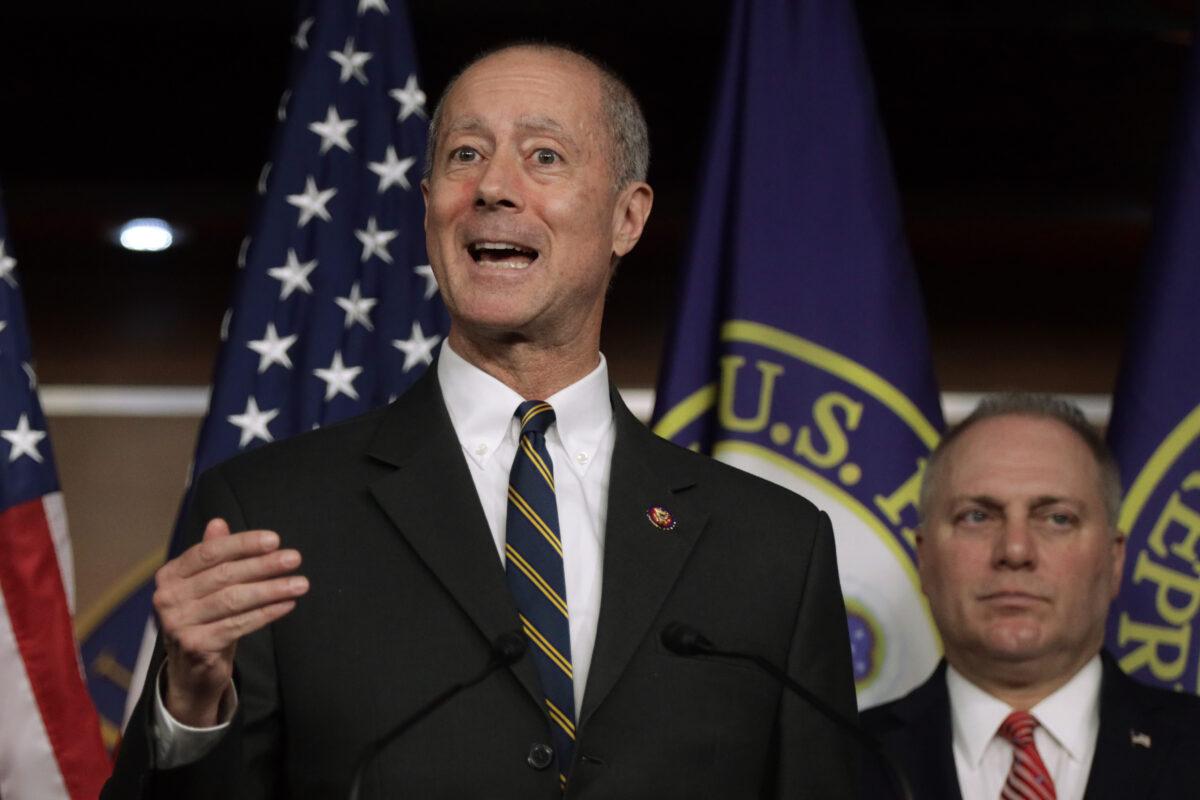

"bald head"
[424, 43, 649, 189]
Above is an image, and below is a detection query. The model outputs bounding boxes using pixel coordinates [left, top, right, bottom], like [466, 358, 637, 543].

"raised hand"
[153, 518, 308, 726]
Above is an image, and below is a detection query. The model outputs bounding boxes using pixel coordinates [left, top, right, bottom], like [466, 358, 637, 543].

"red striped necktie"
[998, 710, 1056, 800]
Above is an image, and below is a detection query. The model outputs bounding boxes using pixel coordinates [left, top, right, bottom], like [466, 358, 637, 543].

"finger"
[176, 574, 309, 629]
[182, 548, 303, 602]
[169, 599, 299, 657]
[201, 517, 231, 542]
[171, 526, 283, 580]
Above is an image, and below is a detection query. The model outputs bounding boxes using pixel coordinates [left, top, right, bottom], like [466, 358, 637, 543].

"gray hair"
[422, 42, 650, 190]
[918, 392, 1123, 528]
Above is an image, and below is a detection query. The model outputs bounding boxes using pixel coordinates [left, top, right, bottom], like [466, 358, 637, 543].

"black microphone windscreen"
[492, 631, 527, 665]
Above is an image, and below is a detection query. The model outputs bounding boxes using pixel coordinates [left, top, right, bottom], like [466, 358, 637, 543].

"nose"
[993, 518, 1035, 570]
[474, 152, 522, 211]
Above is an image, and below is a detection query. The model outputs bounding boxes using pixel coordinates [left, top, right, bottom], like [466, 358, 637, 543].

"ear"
[421, 178, 431, 233]
[1108, 530, 1127, 599]
[914, 525, 932, 595]
[611, 181, 654, 258]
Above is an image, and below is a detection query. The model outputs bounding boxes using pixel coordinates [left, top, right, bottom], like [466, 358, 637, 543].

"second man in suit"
[861, 393, 1200, 799]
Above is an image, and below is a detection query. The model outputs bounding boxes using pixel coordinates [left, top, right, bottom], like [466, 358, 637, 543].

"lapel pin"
[1130, 730, 1152, 749]
[646, 506, 677, 532]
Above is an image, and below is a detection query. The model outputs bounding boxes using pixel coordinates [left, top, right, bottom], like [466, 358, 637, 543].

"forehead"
[440, 49, 605, 136]
[938, 414, 1103, 502]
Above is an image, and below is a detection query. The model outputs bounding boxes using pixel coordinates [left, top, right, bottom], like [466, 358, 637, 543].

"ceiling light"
[117, 218, 175, 252]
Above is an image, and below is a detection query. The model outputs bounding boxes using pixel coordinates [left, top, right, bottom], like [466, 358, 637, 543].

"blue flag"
[79, 0, 447, 733]
[651, 0, 944, 708]
[1105, 37, 1200, 695]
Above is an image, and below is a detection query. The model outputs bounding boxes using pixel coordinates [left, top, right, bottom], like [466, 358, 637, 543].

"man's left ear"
[612, 181, 654, 258]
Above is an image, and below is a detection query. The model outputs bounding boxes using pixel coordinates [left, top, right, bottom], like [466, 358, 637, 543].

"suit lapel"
[579, 389, 709, 726]
[365, 368, 543, 707]
[882, 664, 963, 800]
[1082, 653, 1162, 800]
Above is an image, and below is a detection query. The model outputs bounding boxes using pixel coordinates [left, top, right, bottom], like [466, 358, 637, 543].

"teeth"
[470, 241, 536, 256]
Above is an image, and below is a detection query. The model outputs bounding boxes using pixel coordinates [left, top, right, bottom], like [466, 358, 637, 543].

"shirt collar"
[436, 340, 612, 473]
[946, 655, 1102, 767]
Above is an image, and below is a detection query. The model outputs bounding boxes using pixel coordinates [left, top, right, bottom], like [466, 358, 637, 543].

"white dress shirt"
[152, 341, 615, 766]
[947, 656, 1102, 800]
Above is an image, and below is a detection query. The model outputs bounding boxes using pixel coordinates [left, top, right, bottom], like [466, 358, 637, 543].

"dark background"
[0, 0, 1193, 391]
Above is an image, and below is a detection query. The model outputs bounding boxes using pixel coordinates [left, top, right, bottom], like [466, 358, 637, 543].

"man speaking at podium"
[104, 43, 857, 798]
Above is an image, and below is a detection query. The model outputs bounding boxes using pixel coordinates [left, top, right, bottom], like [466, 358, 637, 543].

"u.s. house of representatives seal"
[654, 321, 942, 708]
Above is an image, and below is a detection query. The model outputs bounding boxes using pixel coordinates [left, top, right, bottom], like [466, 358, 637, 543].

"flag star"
[313, 351, 363, 401]
[392, 321, 442, 372]
[358, 0, 389, 14]
[267, 249, 318, 299]
[22, 362, 36, 389]
[286, 176, 337, 226]
[247, 322, 298, 373]
[277, 89, 291, 122]
[0, 240, 17, 287]
[220, 308, 233, 341]
[308, 105, 357, 154]
[414, 264, 438, 299]
[1, 414, 46, 463]
[0, 320, 6, 337]
[367, 146, 415, 192]
[227, 396, 279, 448]
[334, 281, 378, 330]
[329, 37, 372, 85]
[292, 17, 314, 50]
[354, 216, 398, 264]
[389, 74, 426, 121]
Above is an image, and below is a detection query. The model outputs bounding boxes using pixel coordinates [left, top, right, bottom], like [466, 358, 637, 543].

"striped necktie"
[998, 710, 1056, 800]
[505, 400, 575, 790]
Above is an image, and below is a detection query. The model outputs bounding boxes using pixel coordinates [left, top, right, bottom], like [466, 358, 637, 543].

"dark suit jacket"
[859, 653, 1200, 799]
[104, 367, 857, 799]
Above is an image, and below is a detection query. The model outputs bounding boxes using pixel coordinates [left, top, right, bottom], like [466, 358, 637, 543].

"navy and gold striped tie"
[505, 400, 575, 790]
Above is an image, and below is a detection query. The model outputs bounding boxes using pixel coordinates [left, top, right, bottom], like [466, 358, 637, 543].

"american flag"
[0, 193, 110, 796]
[84, 0, 447, 729]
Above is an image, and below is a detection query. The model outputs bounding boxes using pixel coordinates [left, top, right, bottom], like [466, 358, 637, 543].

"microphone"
[661, 622, 913, 800]
[347, 631, 527, 800]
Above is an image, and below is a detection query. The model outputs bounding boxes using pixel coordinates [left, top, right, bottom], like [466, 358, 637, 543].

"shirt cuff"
[151, 662, 238, 768]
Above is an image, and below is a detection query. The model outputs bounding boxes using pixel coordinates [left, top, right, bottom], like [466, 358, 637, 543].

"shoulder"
[220, 403, 392, 476]
[628, 417, 823, 521]
[1102, 653, 1200, 731]
[860, 663, 948, 736]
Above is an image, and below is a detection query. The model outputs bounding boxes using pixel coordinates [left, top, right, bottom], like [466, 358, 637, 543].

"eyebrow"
[442, 115, 580, 150]
[950, 495, 1080, 512]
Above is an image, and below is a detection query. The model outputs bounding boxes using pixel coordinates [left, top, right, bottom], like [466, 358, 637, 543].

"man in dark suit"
[104, 43, 857, 798]
[861, 394, 1200, 800]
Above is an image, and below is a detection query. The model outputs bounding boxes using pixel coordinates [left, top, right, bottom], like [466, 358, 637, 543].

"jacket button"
[526, 742, 554, 770]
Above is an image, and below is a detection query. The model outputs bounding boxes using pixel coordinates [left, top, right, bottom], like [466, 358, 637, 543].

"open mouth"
[467, 241, 539, 269]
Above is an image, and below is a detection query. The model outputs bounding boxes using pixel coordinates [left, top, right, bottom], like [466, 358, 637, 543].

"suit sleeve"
[101, 465, 283, 800]
[772, 509, 858, 798]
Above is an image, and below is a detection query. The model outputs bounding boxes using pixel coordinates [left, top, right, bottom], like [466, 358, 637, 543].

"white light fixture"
[117, 218, 176, 252]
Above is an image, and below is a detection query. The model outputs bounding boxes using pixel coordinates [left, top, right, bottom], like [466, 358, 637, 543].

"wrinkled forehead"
[939, 415, 1105, 499]
[440, 47, 606, 136]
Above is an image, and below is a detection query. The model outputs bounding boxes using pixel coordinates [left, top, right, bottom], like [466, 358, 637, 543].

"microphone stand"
[661, 622, 914, 800]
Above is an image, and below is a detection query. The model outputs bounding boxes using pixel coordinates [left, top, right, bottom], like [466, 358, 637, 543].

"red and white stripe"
[999, 711, 1056, 800]
[0, 492, 110, 799]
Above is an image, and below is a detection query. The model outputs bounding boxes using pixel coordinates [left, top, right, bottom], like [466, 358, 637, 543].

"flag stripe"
[0, 498, 109, 799]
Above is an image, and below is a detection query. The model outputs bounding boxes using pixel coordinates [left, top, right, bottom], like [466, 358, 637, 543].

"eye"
[450, 146, 478, 163]
[1046, 511, 1077, 528]
[955, 508, 991, 526]
[533, 148, 560, 165]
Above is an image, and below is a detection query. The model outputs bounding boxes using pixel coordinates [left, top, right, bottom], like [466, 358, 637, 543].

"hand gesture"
[153, 518, 308, 726]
